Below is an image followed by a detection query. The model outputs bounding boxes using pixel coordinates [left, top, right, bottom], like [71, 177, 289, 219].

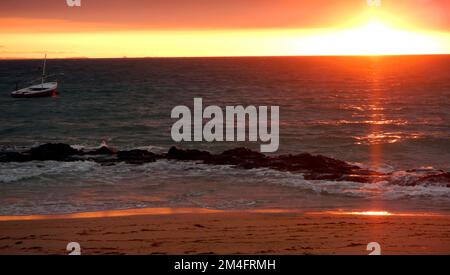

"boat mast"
[41, 53, 47, 86]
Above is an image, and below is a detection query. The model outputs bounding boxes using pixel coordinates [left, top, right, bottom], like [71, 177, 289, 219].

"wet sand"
[0, 208, 449, 255]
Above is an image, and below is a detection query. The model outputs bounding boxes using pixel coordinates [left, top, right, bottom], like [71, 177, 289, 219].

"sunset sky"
[1, 0, 450, 58]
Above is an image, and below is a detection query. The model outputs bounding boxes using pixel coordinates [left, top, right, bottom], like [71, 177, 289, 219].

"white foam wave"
[1, 159, 449, 200]
[0, 161, 98, 184]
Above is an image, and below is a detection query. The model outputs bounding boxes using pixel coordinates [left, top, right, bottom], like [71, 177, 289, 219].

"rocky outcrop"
[269, 153, 358, 174]
[28, 143, 81, 161]
[167, 146, 212, 161]
[411, 172, 450, 187]
[207, 147, 268, 168]
[84, 146, 118, 155]
[1, 143, 448, 186]
[117, 150, 157, 164]
[0, 152, 31, 163]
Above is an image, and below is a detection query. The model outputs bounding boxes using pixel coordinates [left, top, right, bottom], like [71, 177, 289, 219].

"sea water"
[0, 56, 449, 215]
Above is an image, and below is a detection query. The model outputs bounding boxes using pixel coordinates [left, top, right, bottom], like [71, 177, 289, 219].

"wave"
[1, 158, 449, 200]
[0, 160, 98, 184]
[1, 158, 450, 216]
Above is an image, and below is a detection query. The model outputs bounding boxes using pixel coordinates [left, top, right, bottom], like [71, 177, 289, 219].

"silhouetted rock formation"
[0, 143, 448, 186]
[412, 172, 450, 187]
[29, 143, 81, 161]
[0, 152, 31, 163]
[269, 153, 358, 173]
[84, 146, 118, 155]
[207, 147, 268, 168]
[167, 146, 212, 161]
[118, 150, 157, 164]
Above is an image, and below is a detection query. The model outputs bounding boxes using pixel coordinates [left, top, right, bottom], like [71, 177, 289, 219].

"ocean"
[0, 56, 449, 215]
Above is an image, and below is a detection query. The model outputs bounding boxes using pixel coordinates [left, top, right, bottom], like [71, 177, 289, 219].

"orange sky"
[1, 0, 450, 58]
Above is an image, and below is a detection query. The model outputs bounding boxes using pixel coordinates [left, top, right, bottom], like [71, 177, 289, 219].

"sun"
[345, 20, 440, 55]
[296, 19, 443, 56]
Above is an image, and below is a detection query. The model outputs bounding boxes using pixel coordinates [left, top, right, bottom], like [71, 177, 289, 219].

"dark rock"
[84, 146, 117, 155]
[220, 148, 266, 159]
[29, 143, 81, 161]
[0, 152, 32, 162]
[167, 146, 212, 161]
[204, 147, 371, 177]
[269, 153, 358, 173]
[411, 172, 450, 187]
[1, 143, 387, 184]
[207, 147, 268, 167]
[117, 150, 157, 164]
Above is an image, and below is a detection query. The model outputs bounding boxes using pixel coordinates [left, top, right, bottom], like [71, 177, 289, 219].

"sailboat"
[11, 54, 58, 98]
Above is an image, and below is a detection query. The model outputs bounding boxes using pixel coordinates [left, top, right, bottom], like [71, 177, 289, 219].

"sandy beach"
[0, 208, 449, 255]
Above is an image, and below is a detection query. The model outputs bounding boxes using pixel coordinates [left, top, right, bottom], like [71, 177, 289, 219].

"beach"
[1, 208, 449, 255]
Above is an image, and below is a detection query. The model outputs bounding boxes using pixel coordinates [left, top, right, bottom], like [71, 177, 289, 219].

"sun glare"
[1, 14, 449, 58]
[296, 20, 444, 56]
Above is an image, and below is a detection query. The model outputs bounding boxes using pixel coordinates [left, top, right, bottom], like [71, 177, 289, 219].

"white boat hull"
[11, 82, 58, 98]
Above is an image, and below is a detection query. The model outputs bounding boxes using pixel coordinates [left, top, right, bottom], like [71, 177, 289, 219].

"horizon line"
[1, 53, 449, 61]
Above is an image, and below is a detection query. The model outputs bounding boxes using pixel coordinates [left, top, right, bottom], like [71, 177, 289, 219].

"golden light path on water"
[0, 208, 444, 221]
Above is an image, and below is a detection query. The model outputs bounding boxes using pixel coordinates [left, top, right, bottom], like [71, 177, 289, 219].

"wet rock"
[84, 146, 118, 155]
[220, 148, 266, 159]
[0, 152, 32, 162]
[205, 148, 368, 177]
[207, 147, 268, 168]
[117, 150, 157, 164]
[1, 144, 389, 184]
[412, 172, 450, 187]
[167, 146, 212, 161]
[28, 143, 81, 161]
[269, 153, 358, 174]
